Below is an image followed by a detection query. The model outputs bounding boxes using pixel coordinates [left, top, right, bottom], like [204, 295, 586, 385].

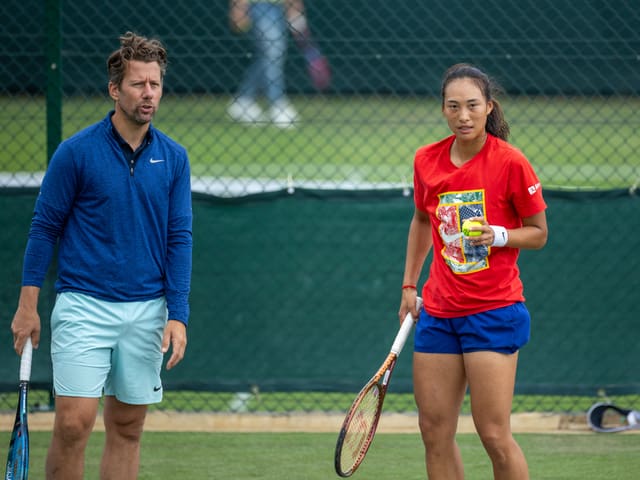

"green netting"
[1, 189, 638, 402]
[2, 0, 640, 192]
[1, 0, 640, 413]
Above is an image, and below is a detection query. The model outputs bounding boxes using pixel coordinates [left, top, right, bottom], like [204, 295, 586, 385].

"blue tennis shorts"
[414, 302, 531, 354]
[50, 291, 167, 405]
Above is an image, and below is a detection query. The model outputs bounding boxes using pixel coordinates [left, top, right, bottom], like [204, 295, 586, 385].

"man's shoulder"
[150, 126, 188, 160]
[60, 116, 109, 150]
[151, 126, 185, 149]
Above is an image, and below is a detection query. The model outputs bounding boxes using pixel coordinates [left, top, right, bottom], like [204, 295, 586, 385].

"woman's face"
[442, 77, 493, 143]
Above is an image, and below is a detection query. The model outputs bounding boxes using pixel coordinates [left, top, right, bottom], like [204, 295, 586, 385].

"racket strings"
[339, 385, 381, 473]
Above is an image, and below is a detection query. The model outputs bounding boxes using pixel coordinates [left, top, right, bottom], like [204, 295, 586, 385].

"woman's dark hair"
[441, 63, 510, 141]
[107, 32, 168, 88]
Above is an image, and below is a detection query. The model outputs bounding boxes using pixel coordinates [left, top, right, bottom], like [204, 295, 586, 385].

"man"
[10, 32, 192, 479]
[227, 0, 330, 128]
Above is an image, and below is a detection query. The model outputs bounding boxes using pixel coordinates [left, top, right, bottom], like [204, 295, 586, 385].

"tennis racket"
[334, 297, 422, 477]
[5, 338, 33, 480]
[587, 402, 640, 433]
[289, 22, 331, 91]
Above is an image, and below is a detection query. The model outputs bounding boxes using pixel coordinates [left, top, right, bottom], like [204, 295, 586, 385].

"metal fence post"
[45, 0, 62, 164]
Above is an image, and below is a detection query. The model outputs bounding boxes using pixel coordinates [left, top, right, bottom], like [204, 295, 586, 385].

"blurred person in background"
[227, 0, 330, 129]
[399, 63, 548, 479]
[10, 32, 192, 480]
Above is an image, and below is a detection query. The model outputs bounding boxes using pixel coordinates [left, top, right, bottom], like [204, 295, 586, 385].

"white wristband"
[490, 225, 508, 247]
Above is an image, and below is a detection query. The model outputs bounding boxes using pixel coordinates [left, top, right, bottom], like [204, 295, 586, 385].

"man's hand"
[229, 0, 251, 33]
[162, 320, 187, 370]
[11, 286, 41, 354]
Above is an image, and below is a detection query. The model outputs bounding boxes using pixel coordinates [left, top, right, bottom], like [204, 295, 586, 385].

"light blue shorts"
[50, 291, 167, 405]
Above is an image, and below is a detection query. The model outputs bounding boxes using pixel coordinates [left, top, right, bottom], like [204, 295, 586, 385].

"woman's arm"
[399, 208, 433, 320]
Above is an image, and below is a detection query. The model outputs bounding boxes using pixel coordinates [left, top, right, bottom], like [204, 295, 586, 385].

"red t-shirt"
[413, 134, 547, 318]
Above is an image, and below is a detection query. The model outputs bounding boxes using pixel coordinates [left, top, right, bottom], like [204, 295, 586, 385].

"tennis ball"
[462, 220, 483, 237]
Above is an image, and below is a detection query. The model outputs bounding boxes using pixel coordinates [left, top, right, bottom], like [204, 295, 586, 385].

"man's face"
[109, 60, 163, 126]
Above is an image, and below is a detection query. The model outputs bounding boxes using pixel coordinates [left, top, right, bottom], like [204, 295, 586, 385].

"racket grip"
[390, 297, 423, 355]
[20, 337, 33, 382]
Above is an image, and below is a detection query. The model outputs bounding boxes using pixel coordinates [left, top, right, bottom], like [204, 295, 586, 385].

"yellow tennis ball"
[462, 220, 483, 237]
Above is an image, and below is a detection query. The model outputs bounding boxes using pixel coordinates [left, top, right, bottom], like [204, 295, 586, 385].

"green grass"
[153, 391, 627, 415]
[141, 391, 640, 416]
[14, 431, 640, 479]
[2, 94, 639, 190]
[2, 390, 638, 415]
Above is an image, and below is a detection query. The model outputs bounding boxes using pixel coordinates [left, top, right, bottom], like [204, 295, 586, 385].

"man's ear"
[108, 82, 118, 101]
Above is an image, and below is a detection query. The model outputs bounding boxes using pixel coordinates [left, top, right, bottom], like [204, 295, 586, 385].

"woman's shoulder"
[415, 135, 454, 159]
[488, 134, 524, 155]
[487, 134, 529, 164]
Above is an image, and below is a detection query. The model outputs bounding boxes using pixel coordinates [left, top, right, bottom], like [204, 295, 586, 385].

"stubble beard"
[119, 101, 156, 126]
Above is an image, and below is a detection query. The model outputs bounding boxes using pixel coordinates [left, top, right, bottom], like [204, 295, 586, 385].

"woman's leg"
[465, 351, 529, 480]
[414, 352, 467, 480]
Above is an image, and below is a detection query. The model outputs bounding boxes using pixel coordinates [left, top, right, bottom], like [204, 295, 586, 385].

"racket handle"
[20, 337, 33, 382]
[391, 297, 423, 355]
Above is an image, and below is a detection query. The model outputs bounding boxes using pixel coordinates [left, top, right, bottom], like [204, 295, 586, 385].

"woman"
[399, 64, 548, 479]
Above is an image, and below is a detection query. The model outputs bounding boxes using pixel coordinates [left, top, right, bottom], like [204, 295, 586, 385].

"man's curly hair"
[107, 32, 168, 88]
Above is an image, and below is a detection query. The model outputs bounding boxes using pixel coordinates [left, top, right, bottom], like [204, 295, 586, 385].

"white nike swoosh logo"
[150, 158, 165, 164]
